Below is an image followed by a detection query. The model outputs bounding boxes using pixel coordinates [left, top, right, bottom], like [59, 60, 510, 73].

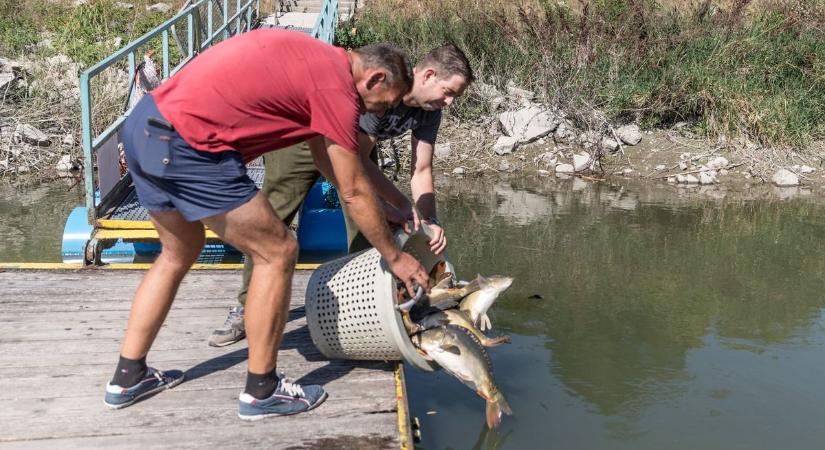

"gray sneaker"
[208, 306, 246, 347]
[238, 373, 327, 421]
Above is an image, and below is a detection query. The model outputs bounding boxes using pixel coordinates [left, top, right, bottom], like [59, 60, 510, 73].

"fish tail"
[485, 391, 512, 429]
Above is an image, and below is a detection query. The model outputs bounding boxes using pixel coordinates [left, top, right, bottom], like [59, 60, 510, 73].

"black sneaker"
[208, 306, 246, 347]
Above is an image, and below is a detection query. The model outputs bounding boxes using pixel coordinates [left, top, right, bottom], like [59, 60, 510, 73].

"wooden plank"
[0, 270, 404, 448]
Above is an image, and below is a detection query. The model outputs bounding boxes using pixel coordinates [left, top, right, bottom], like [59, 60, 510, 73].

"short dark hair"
[416, 43, 474, 83]
[353, 43, 413, 91]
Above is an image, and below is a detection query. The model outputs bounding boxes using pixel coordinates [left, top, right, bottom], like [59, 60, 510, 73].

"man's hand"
[423, 219, 447, 255]
[387, 252, 429, 297]
[383, 202, 413, 233]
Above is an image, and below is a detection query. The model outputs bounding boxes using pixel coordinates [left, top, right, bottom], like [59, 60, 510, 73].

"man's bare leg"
[202, 192, 297, 374]
[120, 210, 206, 359]
[104, 210, 205, 409]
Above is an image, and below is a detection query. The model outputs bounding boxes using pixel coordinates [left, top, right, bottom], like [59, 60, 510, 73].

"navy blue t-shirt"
[359, 103, 442, 144]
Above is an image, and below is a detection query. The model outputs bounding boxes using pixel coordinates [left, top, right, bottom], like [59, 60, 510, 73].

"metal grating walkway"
[109, 166, 266, 221]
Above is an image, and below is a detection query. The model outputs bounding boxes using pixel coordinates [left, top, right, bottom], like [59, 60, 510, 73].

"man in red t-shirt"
[103, 30, 430, 420]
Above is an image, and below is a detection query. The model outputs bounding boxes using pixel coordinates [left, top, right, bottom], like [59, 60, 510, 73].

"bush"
[350, 0, 825, 146]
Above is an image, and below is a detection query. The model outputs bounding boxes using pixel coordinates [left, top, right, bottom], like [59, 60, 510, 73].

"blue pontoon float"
[63, 0, 347, 265]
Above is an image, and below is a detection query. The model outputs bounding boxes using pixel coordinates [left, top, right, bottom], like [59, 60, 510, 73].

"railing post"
[235, 0, 241, 35]
[162, 30, 170, 78]
[79, 72, 96, 224]
[207, 0, 213, 49]
[223, 0, 229, 39]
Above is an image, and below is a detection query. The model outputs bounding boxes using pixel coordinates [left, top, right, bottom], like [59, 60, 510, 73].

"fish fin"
[433, 272, 454, 289]
[481, 314, 492, 331]
[484, 335, 511, 347]
[440, 344, 461, 355]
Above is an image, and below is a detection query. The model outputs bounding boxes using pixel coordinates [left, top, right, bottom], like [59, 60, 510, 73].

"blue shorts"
[122, 95, 258, 222]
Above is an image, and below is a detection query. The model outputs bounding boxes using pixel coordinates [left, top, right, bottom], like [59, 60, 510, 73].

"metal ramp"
[66, 0, 340, 265]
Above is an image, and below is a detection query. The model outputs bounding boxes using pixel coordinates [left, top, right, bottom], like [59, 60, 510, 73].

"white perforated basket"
[305, 225, 442, 371]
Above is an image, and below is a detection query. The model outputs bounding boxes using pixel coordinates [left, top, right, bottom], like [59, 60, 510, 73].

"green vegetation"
[0, 0, 169, 67]
[342, 0, 825, 147]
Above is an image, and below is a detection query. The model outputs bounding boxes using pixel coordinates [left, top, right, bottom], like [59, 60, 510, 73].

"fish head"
[479, 275, 514, 293]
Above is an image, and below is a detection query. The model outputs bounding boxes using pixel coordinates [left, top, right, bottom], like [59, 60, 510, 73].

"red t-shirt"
[151, 29, 359, 162]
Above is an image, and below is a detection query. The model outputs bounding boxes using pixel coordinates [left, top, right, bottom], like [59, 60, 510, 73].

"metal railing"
[79, 0, 260, 223]
[77, 0, 339, 225]
[311, 0, 338, 43]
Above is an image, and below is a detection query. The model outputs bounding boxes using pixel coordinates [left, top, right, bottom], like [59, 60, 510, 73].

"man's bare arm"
[410, 136, 437, 220]
[308, 137, 429, 294]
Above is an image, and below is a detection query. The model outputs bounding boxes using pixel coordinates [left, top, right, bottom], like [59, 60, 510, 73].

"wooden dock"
[0, 269, 412, 449]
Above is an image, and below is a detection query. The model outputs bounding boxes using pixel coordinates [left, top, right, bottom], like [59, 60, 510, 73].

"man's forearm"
[411, 168, 437, 219]
[340, 176, 402, 262]
[364, 160, 411, 210]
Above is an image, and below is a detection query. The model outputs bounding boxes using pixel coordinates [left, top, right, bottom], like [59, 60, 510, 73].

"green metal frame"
[78, 0, 339, 225]
[79, 0, 259, 223]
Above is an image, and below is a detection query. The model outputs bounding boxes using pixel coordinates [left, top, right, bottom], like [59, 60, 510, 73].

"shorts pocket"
[139, 124, 175, 178]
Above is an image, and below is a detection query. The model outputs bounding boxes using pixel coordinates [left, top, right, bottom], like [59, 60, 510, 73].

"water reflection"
[0, 179, 82, 262]
[410, 176, 825, 450]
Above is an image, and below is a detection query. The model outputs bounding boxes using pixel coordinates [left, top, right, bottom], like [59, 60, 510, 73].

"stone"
[572, 153, 592, 172]
[72, 0, 89, 6]
[798, 165, 816, 174]
[772, 168, 799, 187]
[46, 54, 72, 66]
[666, 176, 676, 183]
[654, 164, 666, 171]
[493, 136, 519, 155]
[114, 1, 134, 9]
[489, 96, 505, 111]
[675, 174, 686, 183]
[719, 169, 728, 176]
[499, 106, 558, 143]
[434, 143, 451, 158]
[678, 161, 689, 171]
[505, 81, 534, 100]
[537, 169, 551, 177]
[601, 137, 619, 153]
[555, 163, 574, 174]
[451, 167, 466, 175]
[62, 133, 75, 147]
[498, 160, 510, 172]
[0, 72, 14, 91]
[553, 120, 576, 143]
[707, 156, 729, 169]
[55, 155, 77, 174]
[622, 168, 634, 175]
[17, 165, 30, 174]
[699, 171, 716, 185]
[616, 124, 642, 145]
[684, 174, 699, 184]
[15, 124, 50, 146]
[146, 2, 171, 12]
[535, 152, 557, 168]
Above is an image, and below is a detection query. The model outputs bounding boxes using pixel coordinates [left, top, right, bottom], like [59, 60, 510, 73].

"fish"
[414, 325, 512, 428]
[416, 309, 511, 347]
[424, 276, 481, 310]
[459, 275, 514, 331]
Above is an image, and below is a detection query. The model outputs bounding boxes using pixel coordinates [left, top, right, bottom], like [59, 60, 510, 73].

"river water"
[2, 176, 824, 449]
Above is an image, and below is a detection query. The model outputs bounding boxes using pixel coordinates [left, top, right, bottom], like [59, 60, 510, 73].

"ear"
[422, 68, 437, 83]
[366, 71, 386, 90]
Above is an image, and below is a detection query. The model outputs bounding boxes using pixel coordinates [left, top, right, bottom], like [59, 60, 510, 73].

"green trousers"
[236, 143, 372, 306]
